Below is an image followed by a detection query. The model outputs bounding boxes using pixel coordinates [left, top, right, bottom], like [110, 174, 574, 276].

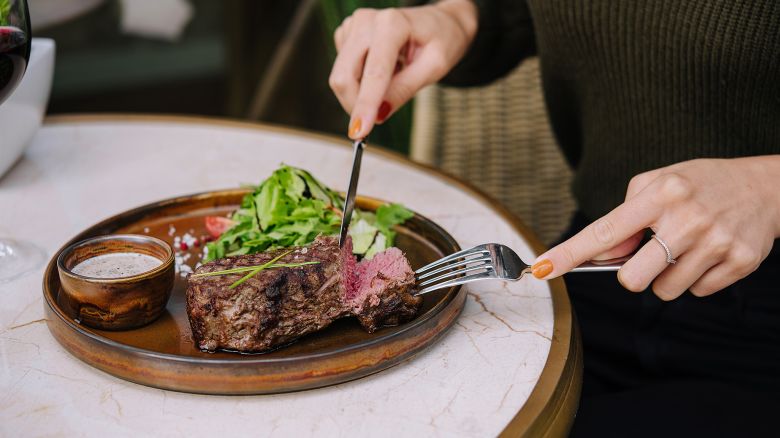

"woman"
[328, 1, 780, 435]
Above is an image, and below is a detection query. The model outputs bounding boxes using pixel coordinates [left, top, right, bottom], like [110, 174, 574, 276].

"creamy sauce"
[71, 252, 162, 278]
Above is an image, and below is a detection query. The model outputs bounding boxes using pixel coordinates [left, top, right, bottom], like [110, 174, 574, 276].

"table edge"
[42, 113, 582, 435]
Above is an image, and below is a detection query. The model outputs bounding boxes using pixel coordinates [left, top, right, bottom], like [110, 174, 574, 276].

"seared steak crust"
[186, 237, 348, 352]
[186, 236, 421, 352]
[353, 272, 420, 332]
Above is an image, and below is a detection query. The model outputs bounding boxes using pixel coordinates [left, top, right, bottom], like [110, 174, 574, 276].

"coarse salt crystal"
[179, 264, 194, 277]
[182, 233, 198, 247]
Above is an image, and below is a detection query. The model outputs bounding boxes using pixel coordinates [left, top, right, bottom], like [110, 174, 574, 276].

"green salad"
[204, 165, 413, 262]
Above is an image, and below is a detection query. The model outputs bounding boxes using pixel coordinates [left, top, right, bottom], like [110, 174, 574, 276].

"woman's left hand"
[531, 156, 780, 300]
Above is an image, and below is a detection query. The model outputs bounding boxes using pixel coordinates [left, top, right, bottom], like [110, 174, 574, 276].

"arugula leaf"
[203, 165, 413, 262]
[375, 203, 414, 246]
[292, 167, 342, 207]
[278, 165, 306, 201]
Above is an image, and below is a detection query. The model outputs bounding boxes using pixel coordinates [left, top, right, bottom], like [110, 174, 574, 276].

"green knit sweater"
[440, 0, 780, 221]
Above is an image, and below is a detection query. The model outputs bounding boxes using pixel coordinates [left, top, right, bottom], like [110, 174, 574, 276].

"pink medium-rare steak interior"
[349, 247, 414, 311]
[341, 238, 359, 300]
[350, 246, 420, 332]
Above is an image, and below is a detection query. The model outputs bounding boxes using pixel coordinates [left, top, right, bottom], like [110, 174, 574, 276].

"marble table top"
[0, 115, 568, 437]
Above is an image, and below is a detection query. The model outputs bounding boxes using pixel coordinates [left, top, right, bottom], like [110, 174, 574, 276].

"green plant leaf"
[0, 0, 10, 24]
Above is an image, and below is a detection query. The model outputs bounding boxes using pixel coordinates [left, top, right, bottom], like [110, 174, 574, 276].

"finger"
[334, 25, 345, 51]
[603, 171, 664, 271]
[334, 16, 353, 52]
[688, 263, 740, 297]
[531, 186, 663, 279]
[533, 172, 700, 279]
[591, 231, 644, 260]
[329, 14, 374, 114]
[625, 169, 662, 200]
[405, 40, 418, 65]
[689, 245, 765, 297]
[649, 248, 720, 300]
[348, 9, 411, 139]
[616, 207, 712, 294]
[329, 35, 368, 114]
[588, 168, 657, 261]
[374, 45, 444, 124]
[616, 235, 681, 294]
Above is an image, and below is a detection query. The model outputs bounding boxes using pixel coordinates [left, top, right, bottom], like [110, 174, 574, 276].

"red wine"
[0, 26, 30, 105]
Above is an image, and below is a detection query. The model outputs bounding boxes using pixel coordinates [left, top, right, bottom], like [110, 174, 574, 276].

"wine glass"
[0, 0, 45, 283]
[0, 0, 31, 104]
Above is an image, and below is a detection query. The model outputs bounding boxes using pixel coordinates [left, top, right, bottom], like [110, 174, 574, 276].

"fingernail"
[348, 117, 362, 138]
[531, 259, 554, 279]
[376, 101, 392, 124]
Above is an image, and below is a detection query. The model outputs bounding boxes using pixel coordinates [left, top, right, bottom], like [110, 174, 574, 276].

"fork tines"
[414, 245, 494, 295]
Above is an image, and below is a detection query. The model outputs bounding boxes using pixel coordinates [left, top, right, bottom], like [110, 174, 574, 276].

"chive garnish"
[190, 250, 319, 290]
[190, 262, 320, 278]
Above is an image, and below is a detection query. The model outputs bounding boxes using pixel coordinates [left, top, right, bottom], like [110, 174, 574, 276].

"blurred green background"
[34, 0, 411, 154]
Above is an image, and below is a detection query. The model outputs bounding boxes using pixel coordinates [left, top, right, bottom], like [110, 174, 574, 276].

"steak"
[186, 236, 421, 352]
[349, 247, 420, 331]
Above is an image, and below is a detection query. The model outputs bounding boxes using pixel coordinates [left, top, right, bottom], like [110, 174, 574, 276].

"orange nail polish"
[376, 101, 392, 123]
[531, 259, 553, 279]
[348, 118, 362, 138]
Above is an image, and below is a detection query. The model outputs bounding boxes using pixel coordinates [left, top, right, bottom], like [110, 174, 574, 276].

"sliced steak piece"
[349, 247, 420, 332]
[186, 235, 421, 352]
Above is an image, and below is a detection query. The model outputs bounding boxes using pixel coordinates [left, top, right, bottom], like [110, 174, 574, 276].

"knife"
[339, 140, 366, 248]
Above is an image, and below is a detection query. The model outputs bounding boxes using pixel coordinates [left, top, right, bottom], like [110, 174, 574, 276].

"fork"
[414, 243, 630, 296]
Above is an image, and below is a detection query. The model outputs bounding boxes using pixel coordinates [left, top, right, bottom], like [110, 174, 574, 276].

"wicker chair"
[410, 57, 576, 245]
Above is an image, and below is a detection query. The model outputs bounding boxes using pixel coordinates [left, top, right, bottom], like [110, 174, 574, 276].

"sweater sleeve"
[431, 0, 536, 87]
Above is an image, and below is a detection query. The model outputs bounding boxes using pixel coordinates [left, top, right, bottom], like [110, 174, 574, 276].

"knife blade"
[339, 140, 366, 248]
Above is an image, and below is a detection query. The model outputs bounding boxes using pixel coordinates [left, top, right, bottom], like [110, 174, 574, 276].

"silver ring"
[652, 234, 677, 264]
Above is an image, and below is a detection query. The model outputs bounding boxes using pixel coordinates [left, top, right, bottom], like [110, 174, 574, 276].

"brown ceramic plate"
[43, 189, 464, 395]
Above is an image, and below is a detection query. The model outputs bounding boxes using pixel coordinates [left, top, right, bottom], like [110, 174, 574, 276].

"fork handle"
[570, 255, 631, 272]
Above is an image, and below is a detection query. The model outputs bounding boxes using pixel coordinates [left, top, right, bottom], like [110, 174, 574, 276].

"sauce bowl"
[56, 234, 175, 330]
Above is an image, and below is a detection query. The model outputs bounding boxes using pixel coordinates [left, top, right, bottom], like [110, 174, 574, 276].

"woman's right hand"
[329, 0, 478, 139]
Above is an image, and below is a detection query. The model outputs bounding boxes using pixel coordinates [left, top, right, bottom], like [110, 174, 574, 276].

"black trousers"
[562, 212, 780, 437]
